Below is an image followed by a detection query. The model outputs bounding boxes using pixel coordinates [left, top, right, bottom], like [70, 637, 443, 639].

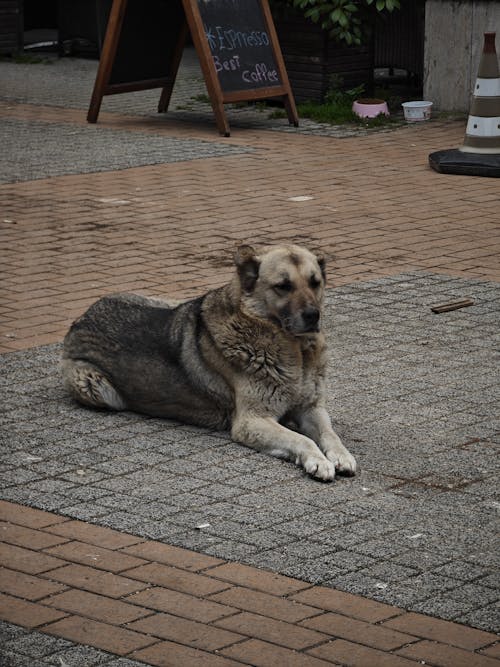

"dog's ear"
[235, 245, 260, 293]
[316, 253, 326, 281]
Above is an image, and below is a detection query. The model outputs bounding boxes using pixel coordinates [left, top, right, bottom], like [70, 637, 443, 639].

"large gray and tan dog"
[63, 244, 357, 481]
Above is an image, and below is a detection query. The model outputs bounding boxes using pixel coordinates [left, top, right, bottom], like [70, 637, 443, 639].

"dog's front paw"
[302, 454, 335, 482]
[326, 448, 357, 476]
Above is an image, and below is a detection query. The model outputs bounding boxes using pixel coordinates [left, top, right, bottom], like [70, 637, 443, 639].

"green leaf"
[338, 10, 349, 27]
[330, 7, 342, 22]
[305, 7, 320, 21]
[376, 0, 385, 10]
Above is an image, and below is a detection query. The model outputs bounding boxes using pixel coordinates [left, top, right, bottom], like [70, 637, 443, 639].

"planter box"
[374, 0, 424, 82]
[273, 14, 373, 102]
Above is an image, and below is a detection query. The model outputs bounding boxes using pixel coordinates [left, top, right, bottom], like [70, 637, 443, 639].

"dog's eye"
[310, 277, 321, 289]
[273, 281, 293, 294]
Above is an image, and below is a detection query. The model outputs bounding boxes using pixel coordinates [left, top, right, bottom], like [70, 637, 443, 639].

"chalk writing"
[197, 0, 282, 92]
[205, 26, 270, 52]
[213, 54, 241, 72]
[242, 62, 279, 84]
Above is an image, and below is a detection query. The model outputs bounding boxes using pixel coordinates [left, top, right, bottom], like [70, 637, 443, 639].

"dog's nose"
[302, 307, 320, 330]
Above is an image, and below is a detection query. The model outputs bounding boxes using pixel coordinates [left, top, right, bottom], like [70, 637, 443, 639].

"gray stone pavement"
[1, 50, 208, 116]
[1, 619, 145, 667]
[1, 276, 499, 634]
[0, 117, 253, 184]
[0, 49, 399, 136]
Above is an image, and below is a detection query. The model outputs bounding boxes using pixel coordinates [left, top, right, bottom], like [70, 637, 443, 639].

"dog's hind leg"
[62, 359, 126, 410]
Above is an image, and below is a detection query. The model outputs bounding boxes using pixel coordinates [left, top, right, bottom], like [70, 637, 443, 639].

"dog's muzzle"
[301, 306, 320, 333]
[279, 306, 320, 334]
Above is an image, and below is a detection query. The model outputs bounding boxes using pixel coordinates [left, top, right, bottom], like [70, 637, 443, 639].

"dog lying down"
[62, 244, 357, 482]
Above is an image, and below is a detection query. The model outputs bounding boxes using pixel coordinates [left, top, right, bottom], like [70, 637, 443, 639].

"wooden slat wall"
[374, 0, 425, 81]
[275, 16, 372, 102]
[0, 0, 23, 54]
[273, 2, 425, 102]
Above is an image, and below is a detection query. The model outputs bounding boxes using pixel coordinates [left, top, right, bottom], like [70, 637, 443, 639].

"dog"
[62, 244, 357, 481]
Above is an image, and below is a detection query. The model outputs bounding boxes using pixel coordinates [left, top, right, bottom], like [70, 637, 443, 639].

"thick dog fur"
[62, 244, 357, 481]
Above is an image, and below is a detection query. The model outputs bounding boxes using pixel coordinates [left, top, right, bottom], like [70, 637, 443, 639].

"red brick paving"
[383, 612, 498, 651]
[291, 587, 403, 624]
[0, 500, 498, 665]
[44, 614, 157, 655]
[41, 563, 150, 599]
[300, 613, 417, 651]
[1, 104, 499, 354]
[1, 100, 499, 664]
[397, 640, 500, 667]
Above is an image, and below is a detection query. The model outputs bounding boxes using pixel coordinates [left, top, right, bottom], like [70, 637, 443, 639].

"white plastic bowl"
[402, 101, 433, 122]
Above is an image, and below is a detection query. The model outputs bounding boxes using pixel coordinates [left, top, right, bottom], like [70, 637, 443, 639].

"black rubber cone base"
[429, 149, 500, 177]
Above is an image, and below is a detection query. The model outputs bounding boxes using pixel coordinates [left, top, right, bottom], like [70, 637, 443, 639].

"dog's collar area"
[295, 329, 320, 338]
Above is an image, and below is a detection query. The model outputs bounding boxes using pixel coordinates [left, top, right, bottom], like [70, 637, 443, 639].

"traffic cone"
[460, 32, 500, 154]
[429, 31, 500, 177]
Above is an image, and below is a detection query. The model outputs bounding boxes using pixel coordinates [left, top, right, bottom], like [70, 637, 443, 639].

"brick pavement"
[1, 103, 499, 354]
[0, 501, 498, 666]
[1, 54, 499, 665]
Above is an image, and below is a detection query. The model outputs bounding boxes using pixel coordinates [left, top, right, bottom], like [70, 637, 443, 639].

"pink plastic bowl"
[352, 99, 389, 119]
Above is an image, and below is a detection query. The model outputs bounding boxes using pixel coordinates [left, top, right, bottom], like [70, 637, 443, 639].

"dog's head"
[235, 244, 326, 336]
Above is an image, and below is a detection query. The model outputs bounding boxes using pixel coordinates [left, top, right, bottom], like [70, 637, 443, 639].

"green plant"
[1, 53, 53, 64]
[273, 0, 400, 45]
[192, 93, 211, 104]
[268, 108, 288, 119]
[324, 77, 364, 105]
[294, 77, 398, 126]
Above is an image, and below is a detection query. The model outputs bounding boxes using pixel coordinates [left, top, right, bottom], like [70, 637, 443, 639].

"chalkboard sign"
[88, 0, 188, 123]
[195, 0, 281, 93]
[184, 0, 298, 134]
[88, 0, 297, 135]
[107, 0, 185, 87]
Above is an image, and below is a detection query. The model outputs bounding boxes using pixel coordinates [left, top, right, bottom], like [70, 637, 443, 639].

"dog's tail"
[62, 359, 126, 411]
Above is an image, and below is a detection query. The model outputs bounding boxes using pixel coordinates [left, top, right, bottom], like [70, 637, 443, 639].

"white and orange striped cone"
[460, 31, 500, 154]
[429, 31, 500, 177]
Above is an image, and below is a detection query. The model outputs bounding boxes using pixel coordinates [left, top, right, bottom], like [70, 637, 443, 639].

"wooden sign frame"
[87, 0, 298, 136]
[182, 0, 298, 136]
[87, 0, 188, 124]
